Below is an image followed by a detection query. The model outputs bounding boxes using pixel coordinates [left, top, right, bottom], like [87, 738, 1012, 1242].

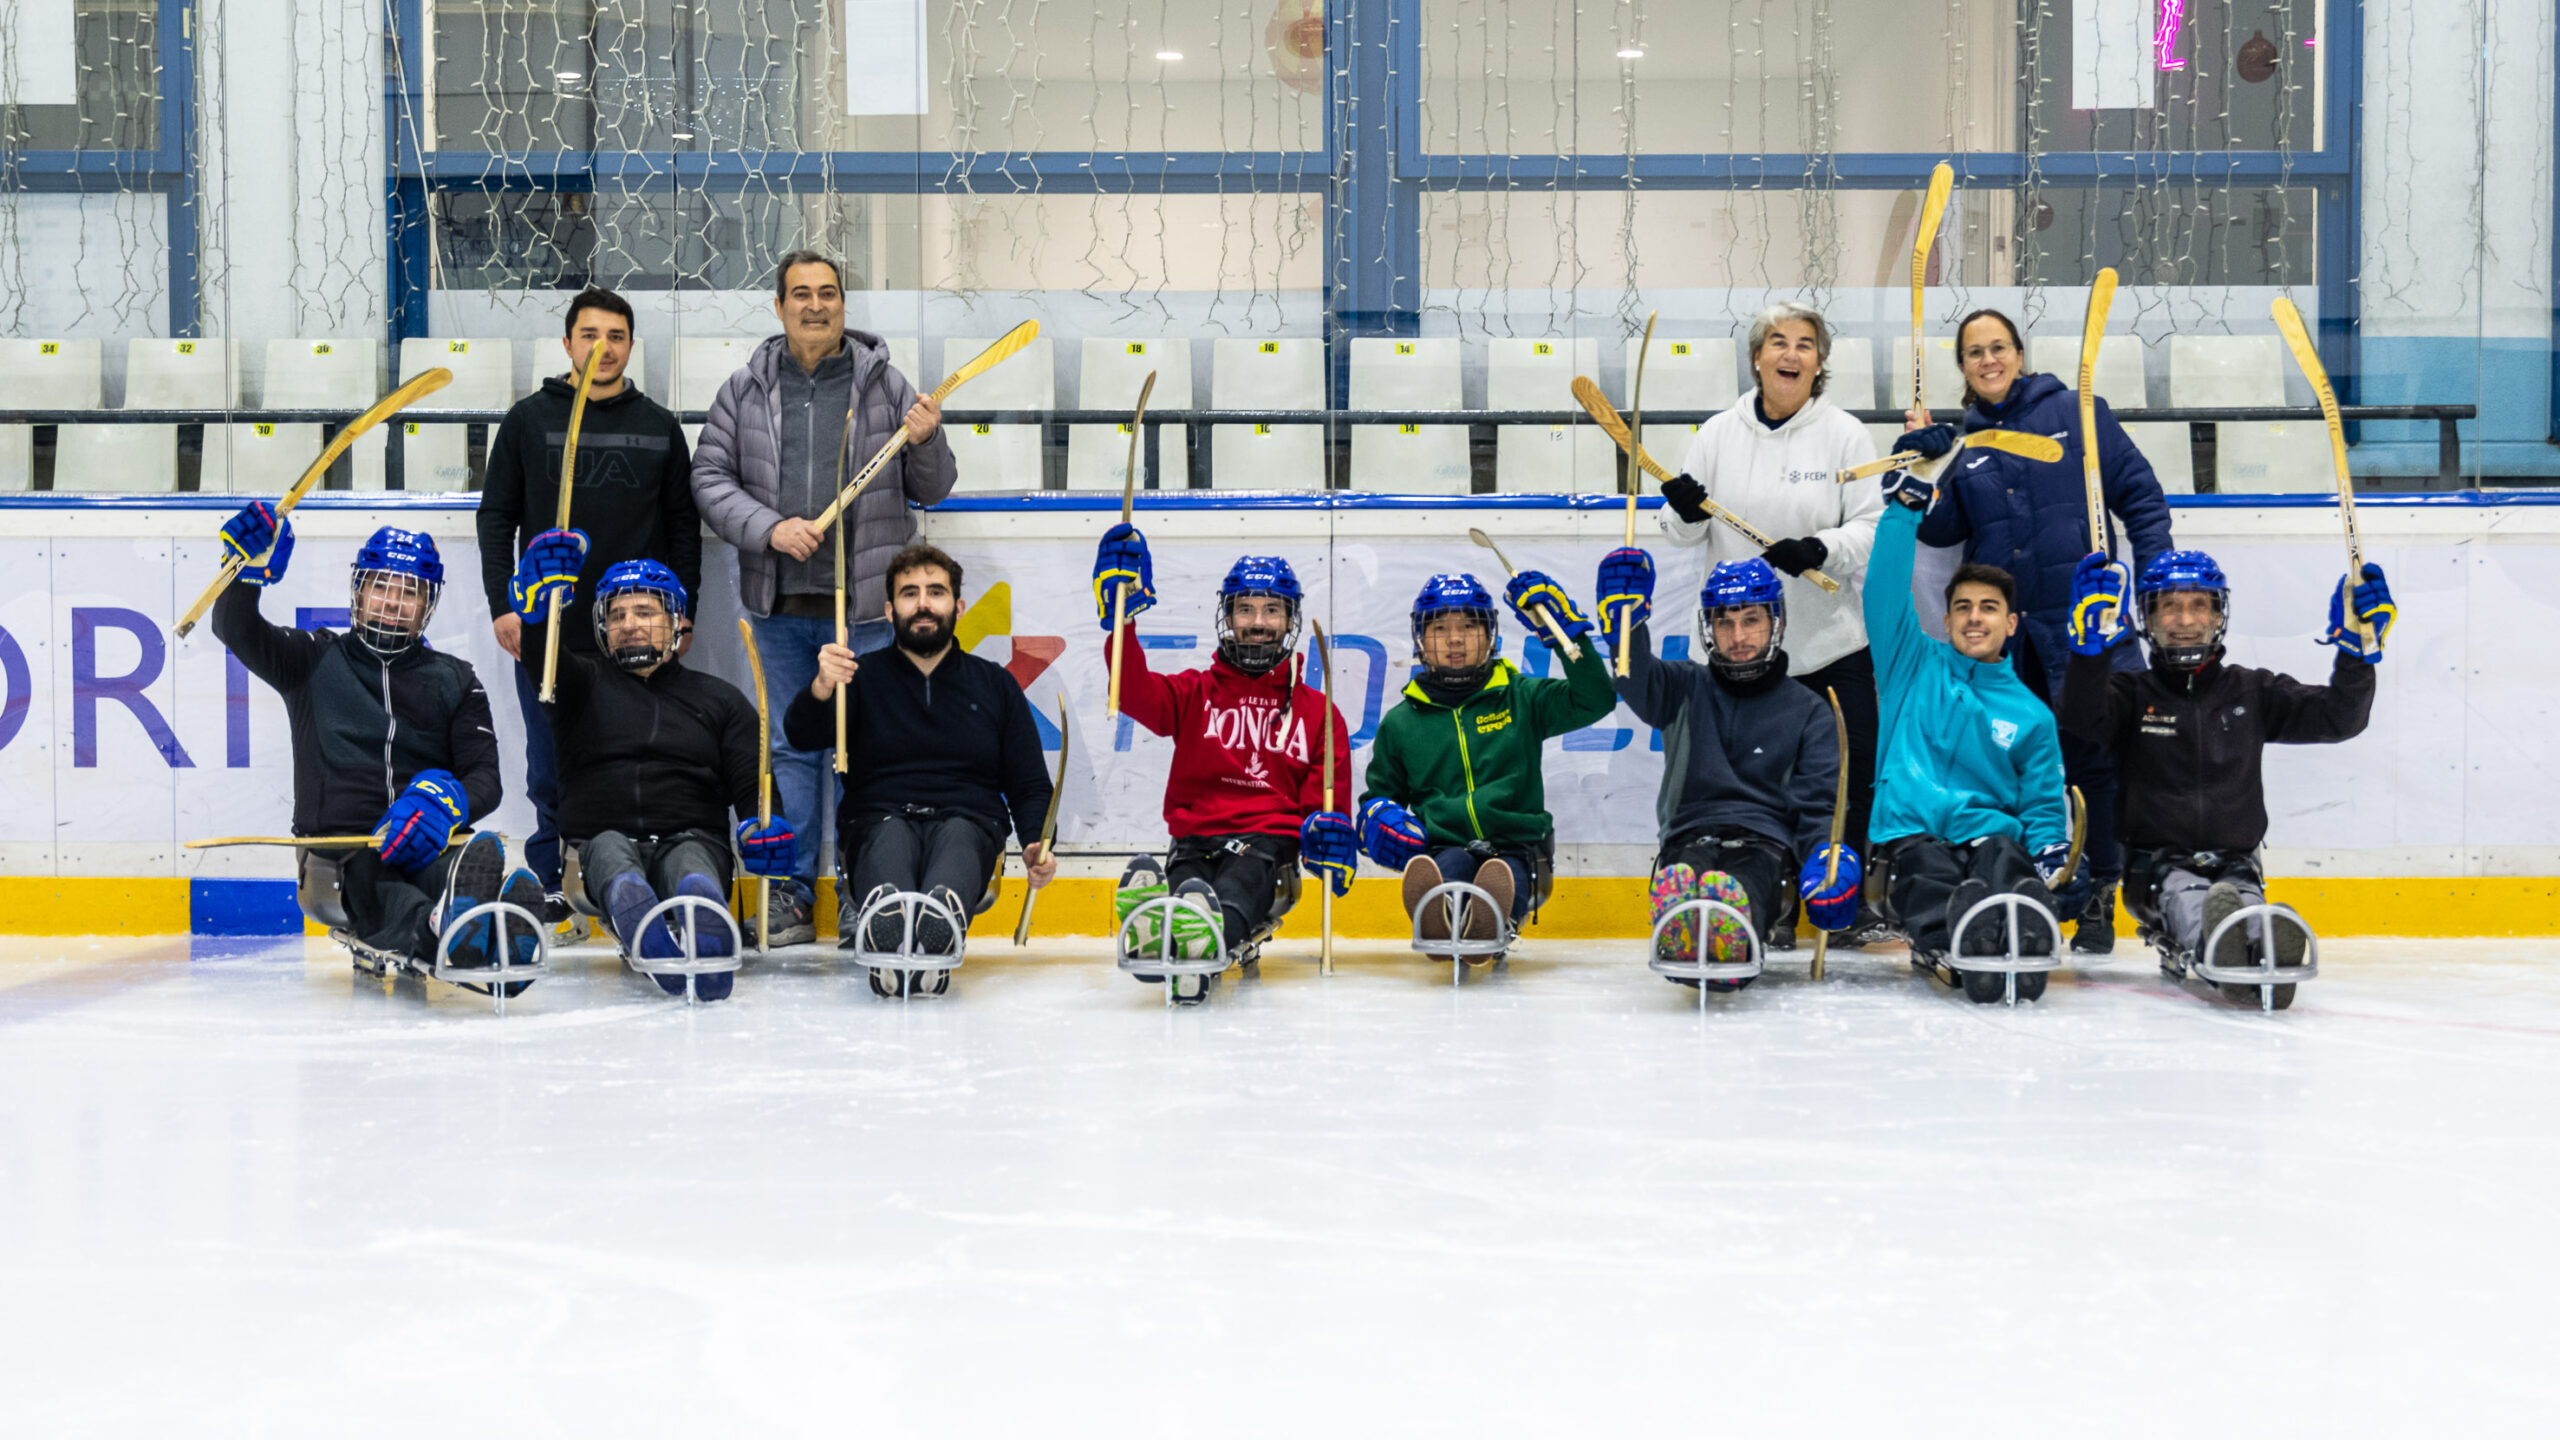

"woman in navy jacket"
[1906, 307, 2175, 955]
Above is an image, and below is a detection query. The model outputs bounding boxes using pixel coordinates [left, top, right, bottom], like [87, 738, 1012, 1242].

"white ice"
[3, 932, 2557, 1437]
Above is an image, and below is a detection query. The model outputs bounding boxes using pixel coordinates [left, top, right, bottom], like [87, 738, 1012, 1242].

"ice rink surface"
[3, 931, 2556, 1438]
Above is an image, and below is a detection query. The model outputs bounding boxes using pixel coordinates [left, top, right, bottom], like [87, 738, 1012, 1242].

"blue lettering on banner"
[0, 624, 29, 754]
[72, 607, 194, 769]
[1330, 634, 1387, 747]
[1649, 635, 1690, 752]
[225, 652, 251, 767]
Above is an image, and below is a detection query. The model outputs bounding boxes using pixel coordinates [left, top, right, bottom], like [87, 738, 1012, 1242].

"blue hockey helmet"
[1411, 572, 1501, 686]
[593, 559, 690, 671]
[1215, 555, 1303, 674]
[1700, 558, 1788, 683]
[348, 526, 444, 655]
[2135, 548, 2229, 669]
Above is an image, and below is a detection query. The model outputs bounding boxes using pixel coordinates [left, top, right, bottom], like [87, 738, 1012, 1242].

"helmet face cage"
[1408, 574, 1501, 685]
[347, 568, 440, 655]
[1699, 601, 1787, 681]
[2135, 550, 2230, 668]
[593, 580, 687, 671]
[1216, 557, 1303, 675]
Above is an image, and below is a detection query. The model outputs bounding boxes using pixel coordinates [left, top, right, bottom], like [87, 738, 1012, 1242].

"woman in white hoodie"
[1655, 302, 1889, 944]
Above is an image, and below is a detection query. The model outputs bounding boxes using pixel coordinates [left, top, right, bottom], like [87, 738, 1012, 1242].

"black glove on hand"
[1659, 474, 1711, 525]
[1760, 536, 1828, 577]
[1896, 423, 1956, 460]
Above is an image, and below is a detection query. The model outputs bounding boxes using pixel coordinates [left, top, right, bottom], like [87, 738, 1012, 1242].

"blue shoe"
[492, 867, 545, 996]
[435, 832, 508, 969]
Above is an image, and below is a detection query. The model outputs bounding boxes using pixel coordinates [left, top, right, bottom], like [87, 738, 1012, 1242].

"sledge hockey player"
[1091, 527, 1351, 1001]
[786, 544, 1054, 996]
[1598, 551, 1854, 987]
[1862, 460, 2080, 1003]
[209, 503, 534, 991]
[1906, 307, 2176, 955]
[2059, 550, 2387, 1007]
[1349, 571, 1616, 953]
[510, 535, 797, 1000]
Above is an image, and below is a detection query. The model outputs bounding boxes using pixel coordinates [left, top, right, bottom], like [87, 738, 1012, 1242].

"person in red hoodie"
[1095, 525, 1353, 1001]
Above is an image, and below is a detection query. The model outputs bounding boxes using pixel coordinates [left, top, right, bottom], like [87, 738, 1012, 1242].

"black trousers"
[2017, 632, 2123, 887]
[1879, 832, 2049, 955]
[841, 809, 1003, 925]
[1659, 827, 1795, 941]
[334, 844, 468, 960]
[1168, 833, 1296, 945]
[581, 830, 731, 905]
[1792, 647, 1878, 861]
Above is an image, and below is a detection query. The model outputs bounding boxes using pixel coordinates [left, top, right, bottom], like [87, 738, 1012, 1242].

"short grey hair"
[1746, 302, 1833, 398]
[773, 250, 844, 300]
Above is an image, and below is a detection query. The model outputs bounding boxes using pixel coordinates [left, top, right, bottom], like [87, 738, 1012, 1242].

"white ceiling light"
[555, 70, 583, 82]
[1616, 48, 1645, 60]
[1156, 50, 1183, 61]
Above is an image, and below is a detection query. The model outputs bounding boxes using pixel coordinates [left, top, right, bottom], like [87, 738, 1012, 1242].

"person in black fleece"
[510, 541, 794, 1001]
[784, 544, 1055, 996]
[1604, 552, 1842, 988]
[2059, 548, 2386, 1005]
[209, 505, 529, 977]
[475, 287, 700, 907]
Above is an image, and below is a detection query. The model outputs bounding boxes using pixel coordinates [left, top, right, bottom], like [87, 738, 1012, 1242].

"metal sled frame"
[1410, 880, 1512, 984]
[2181, 903, 2320, 1013]
[1948, 891, 2064, 1007]
[1117, 893, 1232, 1005]
[1646, 898, 1766, 1010]
[335, 899, 545, 1015]
[622, 894, 743, 1005]
[851, 888, 968, 998]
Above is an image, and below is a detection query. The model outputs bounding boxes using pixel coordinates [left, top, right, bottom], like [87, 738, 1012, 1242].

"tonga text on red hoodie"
[1108, 620, 1352, 840]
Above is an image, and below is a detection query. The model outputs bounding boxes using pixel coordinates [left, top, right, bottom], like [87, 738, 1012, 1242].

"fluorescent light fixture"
[671, 131, 695, 140]
[1617, 48, 1645, 59]
[1156, 50, 1183, 61]
[555, 70, 583, 82]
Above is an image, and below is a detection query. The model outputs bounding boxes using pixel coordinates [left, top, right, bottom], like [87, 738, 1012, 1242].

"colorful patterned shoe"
[1650, 863, 1700, 963]
[1694, 870, 1755, 966]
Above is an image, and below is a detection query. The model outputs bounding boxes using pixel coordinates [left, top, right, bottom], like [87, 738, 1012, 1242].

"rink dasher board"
[0, 494, 2551, 922]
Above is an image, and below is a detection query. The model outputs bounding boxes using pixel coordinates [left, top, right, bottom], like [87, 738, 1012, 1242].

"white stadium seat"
[1209, 337, 1326, 490]
[1623, 335, 1738, 466]
[1817, 335, 1901, 458]
[1347, 338, 1469, 495]
[238, 338, 386, 491]
[62, 339, 238, 494]
[2026, 334, 2192, 494]
[1488, 337, 1612, 493]
[1067, 337, 1193, 491]
[2170, 334, 2332, 493]
[396, 338, 516, 493]
[1886, 335, 1965, 412]
[941, 335, 1053, 491]
[0, 338, 102, 491]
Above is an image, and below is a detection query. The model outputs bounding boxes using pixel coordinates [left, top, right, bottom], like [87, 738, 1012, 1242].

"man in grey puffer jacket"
[692, 250, 959, 941]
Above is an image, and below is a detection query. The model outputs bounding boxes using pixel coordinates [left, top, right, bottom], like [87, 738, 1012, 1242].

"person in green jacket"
[1355, 570, 1618, 946]
[1865, 458, 2080, 1003]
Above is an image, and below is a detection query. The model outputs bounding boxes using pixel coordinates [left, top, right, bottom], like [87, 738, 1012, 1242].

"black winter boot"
[2071, 881, 2119, 956]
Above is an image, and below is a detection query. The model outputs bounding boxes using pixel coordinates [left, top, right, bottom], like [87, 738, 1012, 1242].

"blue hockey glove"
[377, 769, 467, 873]
[2319, 562, 2395, 663]
[2033, 841, 2093, 919]
[1896, 423, 1956, 461]
[1299, 810, 1358, 897]
[1882, 465, 1936, 512]
[1091, 522, 1156, 631]
[1797, 845, 1864, 932]
[509, 527, 589, 621]
[1504, 569, 1594, 643]
[735, 816, 798, 878]
[1358, 797, 1428, 871]
[2068, 553, 2135, 656]
[1595, 546, 1655, 648]
[220, 501, 295, 585]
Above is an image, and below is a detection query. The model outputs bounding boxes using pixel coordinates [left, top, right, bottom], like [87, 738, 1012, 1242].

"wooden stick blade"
[1965, 430, 2065, 464]
[932, 320, 1041, 402]
[1120, 370, 1156, 520]
[2271, 297, 2355, 500]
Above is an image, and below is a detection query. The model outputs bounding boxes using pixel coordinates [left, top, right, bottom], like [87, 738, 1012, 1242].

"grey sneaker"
[761, 880, 817, 947]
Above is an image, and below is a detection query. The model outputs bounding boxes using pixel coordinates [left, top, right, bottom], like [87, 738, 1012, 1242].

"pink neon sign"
[2156, 0, 2188, 71]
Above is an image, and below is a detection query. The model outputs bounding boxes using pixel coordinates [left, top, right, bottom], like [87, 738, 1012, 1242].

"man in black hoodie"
[785, 545, 1055, 997]
[476, 287, 701, 913]
[2060, 549, 2386, 1005]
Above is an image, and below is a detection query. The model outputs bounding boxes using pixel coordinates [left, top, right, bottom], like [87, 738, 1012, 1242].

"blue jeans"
[749, 609, 893, 888]
[511, 661, 563, 888]
[1431, 846, 1532, 922]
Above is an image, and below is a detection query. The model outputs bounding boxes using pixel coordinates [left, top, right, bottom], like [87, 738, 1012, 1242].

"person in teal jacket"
[1865, 461, 2079, 1002]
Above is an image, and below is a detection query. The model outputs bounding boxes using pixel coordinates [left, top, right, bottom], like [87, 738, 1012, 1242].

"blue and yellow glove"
[220, 502, 295, 586]
[1796, 845, 1864, 932]
[1299, 810, 1358, 897]
[1595, 547, 1654, 648]
[2034, 840, 2093, 921]
[1091, 522, 1156, 631]
[2319, 562, 2395, 663]
[1504, 569, 1594, 642]
[509, 527, 589, 621]
[1358, 797, 1428, 871]
[735, 816, 798, 878]
[377, 769, 467, 873]
[2068, 553, 2134, 656]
